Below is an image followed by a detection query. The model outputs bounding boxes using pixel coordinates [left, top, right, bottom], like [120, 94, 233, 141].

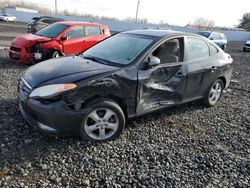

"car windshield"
[35, 24, 68, 38]
[82, 33, 155, 66]
[198, 31, 210, 38]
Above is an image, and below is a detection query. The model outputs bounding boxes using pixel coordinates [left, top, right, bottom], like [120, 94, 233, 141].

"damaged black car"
[18, 30, 233, 141]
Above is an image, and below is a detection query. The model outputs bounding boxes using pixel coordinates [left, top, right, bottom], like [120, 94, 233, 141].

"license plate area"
[34, 52, 42, 60]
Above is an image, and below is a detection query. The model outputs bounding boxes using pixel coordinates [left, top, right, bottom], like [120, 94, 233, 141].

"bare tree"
[159, 20, 168, 26]
[192, 17, 215, 30]
[238, 13, 250, 31]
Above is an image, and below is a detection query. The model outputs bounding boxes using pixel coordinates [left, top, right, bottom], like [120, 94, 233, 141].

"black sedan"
[18, 30, 233, 141]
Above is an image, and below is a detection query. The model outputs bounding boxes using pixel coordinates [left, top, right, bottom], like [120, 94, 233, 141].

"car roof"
[123, 29, 201, 38]
[55, 21, 105, 27]
[34, 16, 64, 20]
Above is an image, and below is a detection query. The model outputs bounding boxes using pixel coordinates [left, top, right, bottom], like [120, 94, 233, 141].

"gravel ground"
[0, 42, 249, 187]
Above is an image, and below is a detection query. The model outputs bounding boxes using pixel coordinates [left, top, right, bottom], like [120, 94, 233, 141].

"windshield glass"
[36, 24, 68, 38]
[82, 34, 155, 66]
[198, 31, 210, 38]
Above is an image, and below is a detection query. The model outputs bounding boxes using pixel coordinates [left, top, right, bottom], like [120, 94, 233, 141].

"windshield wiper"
[82, 55, 108, 65]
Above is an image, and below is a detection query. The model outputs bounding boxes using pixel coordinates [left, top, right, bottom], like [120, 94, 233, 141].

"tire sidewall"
[205, 79, 224, 107]
[51, 51, 60, 58]
[80, 100, 125, 142]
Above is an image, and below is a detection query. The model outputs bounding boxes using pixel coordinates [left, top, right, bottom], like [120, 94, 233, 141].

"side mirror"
[61, 35, 68, 41]
[148, 56, 160, 67]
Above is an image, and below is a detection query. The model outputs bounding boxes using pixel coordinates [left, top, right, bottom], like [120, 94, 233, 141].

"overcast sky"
[23, 0, 250, 27]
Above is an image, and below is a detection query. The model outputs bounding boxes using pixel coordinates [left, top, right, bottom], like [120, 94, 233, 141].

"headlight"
[29, 83, 76, 98]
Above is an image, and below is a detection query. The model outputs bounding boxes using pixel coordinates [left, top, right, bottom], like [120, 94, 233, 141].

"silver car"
[0, 14, 17, 22]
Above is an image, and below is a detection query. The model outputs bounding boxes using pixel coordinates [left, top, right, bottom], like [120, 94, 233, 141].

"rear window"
[35, 24, 68, 38]
[66, 26, 85, 39]
[187, 37, 209, 61]
[85, 26, 102, 36]
[210, 43, 219, 54]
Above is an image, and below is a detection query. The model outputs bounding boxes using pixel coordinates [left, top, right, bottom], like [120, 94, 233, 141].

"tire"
[51, 51, 60, 58]
[80, 99, 125, 141]
[203, 79, 224, 107]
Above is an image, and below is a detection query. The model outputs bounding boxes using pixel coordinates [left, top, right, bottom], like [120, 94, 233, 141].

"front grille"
[19, 78, 32, 101]
[10, 46, 21, 52]
[9, 52, 21, 60]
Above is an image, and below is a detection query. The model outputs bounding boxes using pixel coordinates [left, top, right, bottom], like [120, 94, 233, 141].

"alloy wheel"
[84, 108, 119, 140]
[208, 82, 222, 105]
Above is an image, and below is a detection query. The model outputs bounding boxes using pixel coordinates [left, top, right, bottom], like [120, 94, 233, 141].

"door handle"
[211, 66, 217, 72]
[175, 72, 185, 78]
[211, 66, 217, 70]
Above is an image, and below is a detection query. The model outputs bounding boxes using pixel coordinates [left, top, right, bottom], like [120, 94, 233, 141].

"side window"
[51, 19, 58, 24]
[220, 33, 225, 39]
[41, 19, 51, 24]
[187, 37, 209, 61]
[210, 43, 219, 54]
[66, 26, 84, 39]
[85, 26, 101, 36]
[215, 33, 219, 39]
[209, 33, 214, 39]
[152, 38, 184, 64]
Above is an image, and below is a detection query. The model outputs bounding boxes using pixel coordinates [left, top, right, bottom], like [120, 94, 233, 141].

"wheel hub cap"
[209, 82, 222, 104]
[84, 108, 119, 140]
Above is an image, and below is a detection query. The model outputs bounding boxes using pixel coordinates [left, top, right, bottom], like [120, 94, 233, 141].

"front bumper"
[9, 44, 46, 64]
[9, 44, 34, 63]
[243, 45, 250, 51]
[19, 98, 85, 136]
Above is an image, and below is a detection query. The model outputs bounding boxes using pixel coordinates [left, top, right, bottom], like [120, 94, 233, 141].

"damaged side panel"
[137, 63, 187, 114]
[68, 66, 138, 116]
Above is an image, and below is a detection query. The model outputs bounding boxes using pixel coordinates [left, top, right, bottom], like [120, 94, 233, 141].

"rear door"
[183, 37, 219, 100]
[62, 26, 85, 55]
[82, 26, 106, 51]
[137, 37, 187, 114]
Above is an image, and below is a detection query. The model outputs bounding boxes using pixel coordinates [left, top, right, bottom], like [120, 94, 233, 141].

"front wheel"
[51, 51, 60, 58]
[80, 100, 125, 141]
[203, 79, 224, 107]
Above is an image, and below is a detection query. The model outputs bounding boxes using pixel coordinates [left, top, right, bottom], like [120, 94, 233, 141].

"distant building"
[185, 23, 246, 32]
[1, 6, 38, 15]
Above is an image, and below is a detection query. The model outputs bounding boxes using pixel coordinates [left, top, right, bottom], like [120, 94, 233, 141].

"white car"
[0, 14, 17, 22]
[243, 40, 250, 51]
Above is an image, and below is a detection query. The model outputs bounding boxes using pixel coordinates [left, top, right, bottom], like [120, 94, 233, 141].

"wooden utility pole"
[135, 0, 140, 23]
[55, 0, 58, 14]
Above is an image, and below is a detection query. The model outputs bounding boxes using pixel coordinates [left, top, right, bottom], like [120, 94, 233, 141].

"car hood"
[23, 56, 119, 88]
[11, 33, 51, 46]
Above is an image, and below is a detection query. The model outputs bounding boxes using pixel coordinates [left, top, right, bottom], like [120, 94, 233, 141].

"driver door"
[62, 26, 85, 55]
[137, 37, 188, 114]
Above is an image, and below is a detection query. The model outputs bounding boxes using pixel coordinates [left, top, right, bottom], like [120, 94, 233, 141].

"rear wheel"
[80, 99, 125, 141]
[204, 79, 224, 107]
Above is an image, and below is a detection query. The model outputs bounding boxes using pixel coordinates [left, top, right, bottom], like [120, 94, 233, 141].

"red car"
[9, 21, 110, 63]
